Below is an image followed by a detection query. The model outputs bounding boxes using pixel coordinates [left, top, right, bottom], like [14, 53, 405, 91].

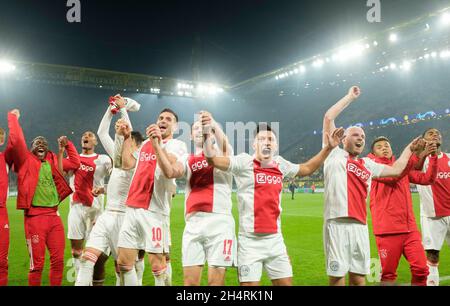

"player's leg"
[421, 215, 446, 286]
[164, 215, 172, 286]
[75, 247, 103, 286]
[265, 235, 293, 287]
[238, 235, 263, 287]
[348, 222, 370, 286]
[117, 248, 139, 286]
[135, 250, 146, 286]
[329, 276, 346, 286]
[324, 220, 350, 286]
[184, 266, 204, 286]
[205, 214, 237, 286]
[47, 215, 66, 286]
[403, 231, 428, 286]
[0, 208, 9, 286]
[67, 204, 87, 276]
[148, 253, 168, 286]
[348, 273, 365, 286]
[25, 215, 48, 286]
[164, 253, 172, 286]
[182, 214, 206, 286]
[92, 253, 109, 286]
[375, 234, 402, 285]
[117, 208, 142, 286]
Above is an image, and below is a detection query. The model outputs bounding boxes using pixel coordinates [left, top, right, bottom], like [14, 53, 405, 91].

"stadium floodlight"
[373, 40, 378, 46]
[424, 53, 430, 59]
[390, 63, 397, 70]
[312, 59, 324, 68]
[441, 12, 450, 26]
[389, 33, 398, 42]
[431, 51, 438, 58]
[300, 65, 306, 73]
[402, 60, 412, 71]
[293, 68, 299, 74]
[275, 75, 279, 80]
[0, 60, 16, 74]
[440, 50, 450, 58]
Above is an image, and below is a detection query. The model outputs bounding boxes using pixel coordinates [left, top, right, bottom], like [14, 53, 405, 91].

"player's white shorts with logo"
[237, 232, 292, 283]
[182, 212, 236, 268]
[421, 215, 450, 251]
[85, 210, 125, 259]
[118, 207, 171, 254]
[67, 202, 104, 240]
[323, 218, 370, 277]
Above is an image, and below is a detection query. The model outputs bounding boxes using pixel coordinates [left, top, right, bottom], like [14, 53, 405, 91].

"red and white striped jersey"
[181, 151, 233, 216]
[324, 147, 385, 224]
[228, 153, 299, 235]
[126, 139, 187, 216]
[417, 153, 450, 218]
[69, 153, 112, 207]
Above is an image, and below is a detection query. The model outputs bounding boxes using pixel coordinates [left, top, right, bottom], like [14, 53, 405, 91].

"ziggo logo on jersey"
[347, 163, 370, 181]
[140, 152, 157, 162]
[256, 173, 282, 185]
[78, 164, 94, 172]
[191, 160, 209, 172]
[437, 172, 450, 179]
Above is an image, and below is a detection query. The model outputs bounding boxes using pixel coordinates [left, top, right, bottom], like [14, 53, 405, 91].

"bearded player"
[117, 108, 187, 286]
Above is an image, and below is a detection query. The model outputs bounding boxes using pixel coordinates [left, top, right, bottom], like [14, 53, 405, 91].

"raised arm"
[6, 109, 28, 170]
[203, 132, 231, 172]
[147, 124, 185, 179]
[408, 142, 438, 185]
[298, 127, 345, 176]
[200, 111, 232, 156]
[377, 139, 416, 178]
[62, 138, 81, 172]
[97, 106, 115, 158]
[323, 86, 361, 146]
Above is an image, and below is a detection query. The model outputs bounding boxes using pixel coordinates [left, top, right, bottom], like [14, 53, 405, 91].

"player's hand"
[92, 187, 105, 197]
[113, 94, 127, 109]
[199, 111, 213, 135]
[410, 137, 426, 155]
[115, 118, 131, 137]
[10, 109, 20, 119]
[325, 127, 345, 149]
[347, 86, 361, 101]
[423, 141, 438, 156]
[58, 136, 68, 153]
[146, 124, 162, 145]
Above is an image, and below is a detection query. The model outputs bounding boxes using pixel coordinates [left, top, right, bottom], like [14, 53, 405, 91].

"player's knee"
[118, 264, 134, 273]
[426, 250, 440, 264]
[72, 248, 83, 259]
[152, 264, 167, 277]
[411, 264, 429, 278]
[81, 251, 99, 264]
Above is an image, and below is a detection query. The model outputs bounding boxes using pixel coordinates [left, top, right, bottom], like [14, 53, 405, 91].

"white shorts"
[237, 233, 292, 283]
[182, 212, 236, 268]
[323, 218, 370, 277]
[421, 215, 450, 251]
[118, 207, 171, 254]
[67, 203, 103, 240]
[85, 210, 125, 260]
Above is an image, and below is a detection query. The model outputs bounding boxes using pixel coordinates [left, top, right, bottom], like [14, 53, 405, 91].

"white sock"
[120, 269, 139, 286]
[115, 272, 121, 286]
[75, 259, 95, 286]
[427, 262, 439, 286]
[165, 262, 172, 286]
[73, 257, 81, 278]
[153, 267, 167, 286]
[135, 259, 145, 286]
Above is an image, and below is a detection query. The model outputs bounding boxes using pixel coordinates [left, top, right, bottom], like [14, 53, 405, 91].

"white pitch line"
[400, 275, 450, 286]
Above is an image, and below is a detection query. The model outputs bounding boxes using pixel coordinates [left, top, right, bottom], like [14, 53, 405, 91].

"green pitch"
[4, 193, 450, 286]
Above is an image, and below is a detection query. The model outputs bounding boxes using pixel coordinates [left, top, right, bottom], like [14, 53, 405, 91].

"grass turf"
[4, 193, 449, 286]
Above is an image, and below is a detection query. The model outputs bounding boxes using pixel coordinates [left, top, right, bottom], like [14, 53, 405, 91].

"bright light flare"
[0, 60, 16, 73]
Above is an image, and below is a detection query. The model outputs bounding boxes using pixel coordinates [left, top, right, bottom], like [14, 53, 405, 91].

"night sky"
[0, 0, 449, 85]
